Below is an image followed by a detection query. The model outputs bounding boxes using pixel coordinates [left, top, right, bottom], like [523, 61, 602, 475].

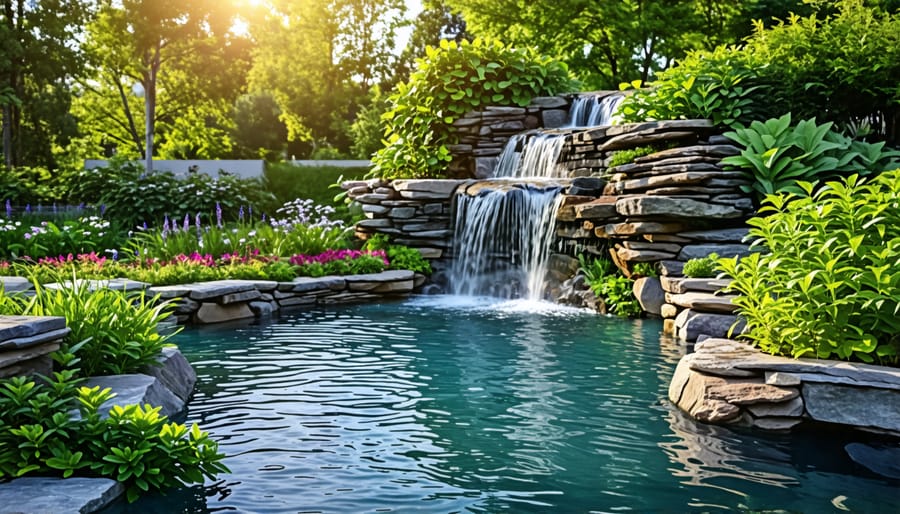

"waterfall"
[491, 132, 567, 179]
[449, 183, 564, 300]
[566, 94, 624, 128]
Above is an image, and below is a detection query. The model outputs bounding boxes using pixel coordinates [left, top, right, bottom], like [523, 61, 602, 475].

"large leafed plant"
[371, 38, 575, 179]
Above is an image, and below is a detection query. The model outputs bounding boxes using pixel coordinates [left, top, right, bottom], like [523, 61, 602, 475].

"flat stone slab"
[83, 373, 185, 419]
[285, 276, 347, 293]
[0, 315, 69, 351]
[343, 270, 414, 283]
[392, 179, 467, 197]
[141, 347, 196, 403]
[666, 292, 738, 313]
[184, 280, 257, 300]
[43, 278, 149, 292]
[661, 277, 731, 294]
[0, 477, 124, 514]
[804, 382, 900, 432]
[0, 276, 33, 293]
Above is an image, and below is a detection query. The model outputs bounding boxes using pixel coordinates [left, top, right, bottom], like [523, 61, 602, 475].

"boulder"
[0, 477, 123, 514]
[633, 277, 665, 316]
[803, 382, 900, 432]
[83, 374, 185, 419]
[141, 347, 196, 403]
[194, 302, 255, 324]
[542, 109, 568, 128]
[675, 310, 743, 342]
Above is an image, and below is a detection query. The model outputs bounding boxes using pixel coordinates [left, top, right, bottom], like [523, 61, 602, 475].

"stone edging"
[669, 338, 900, 435]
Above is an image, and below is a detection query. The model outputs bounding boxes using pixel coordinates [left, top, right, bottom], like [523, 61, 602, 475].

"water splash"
[566, 93, 624, 128]
[449, 183, 564, 300]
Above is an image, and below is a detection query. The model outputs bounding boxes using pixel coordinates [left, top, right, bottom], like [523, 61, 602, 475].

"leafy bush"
[0, 166, 62, 205]
[615, 2, 900, 138]
[0, 274, 179, 376]
[371, 38, 575, 179]
[682, 253, 720, 278]
[62, 161, 277, 228]
[722, 114, 900, 201]
[631, 262, 659, 278]
[719, 171, 900, 364]
[617, 46, 763, 127]
[0, 373, 228, 502]
[578, 255, 641, 317]
[0, 215, 125, 260]
[362, 233, 432, 274]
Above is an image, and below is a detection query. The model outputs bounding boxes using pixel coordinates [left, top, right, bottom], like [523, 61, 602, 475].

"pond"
[105, 297, 897, 513]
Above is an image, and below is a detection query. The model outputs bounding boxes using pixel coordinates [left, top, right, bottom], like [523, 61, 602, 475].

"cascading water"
[449, 92, 623, 300]
[449, 184, 564, 300]
[565, 93, 624, 128]
[492, 132, 568, 179]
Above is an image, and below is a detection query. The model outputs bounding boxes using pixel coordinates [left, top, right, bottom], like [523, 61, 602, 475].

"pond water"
[105, 297, 898, 513]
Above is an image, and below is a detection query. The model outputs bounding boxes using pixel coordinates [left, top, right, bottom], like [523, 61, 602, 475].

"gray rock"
[186, 280, 255, 301]
[615, 247, 677, 262]
[633, 277, 665, 316]
[660, 277, 731, 294]
[573, 197, 618, 219]
[0, 276, 32, 293]
[354, 193, 391, 204]
[678, 244, 752, 261]
[147, 284, 193, 299]
[600, 130, 698, 151]
[616, 196, 745, 219]
[475, 157, 499, 178]
[804, 382, 900, 433]
[765, 371, 802, 387]
[677, 228, 750, 242]
[747, 396, 804, 418]
[600, 221, 686, 236]
[606, 119, 714, 137]
[393, 179, 467, 197]
[278, 296, 317, 307]
[194, 302, 255, 324]
[361, 203, 390, 216]
[660, 303, 679, 318]
[0, 326, 71, 351]
[0, 342, 59, 379]
[666, 292, 738, 313]
[485, 106, 526, 115]
[219, 289, 262, 305]
[0, 477, 124, 514]
[173, 297, 200, 314]
[289, 276, 347, 293]
[83, 373, 184, 419]
[542, 109, 568, 128]
[249, 300, 276, 317]
[845, 443, 900, 479]
[567, 177, 607, 196]
[141, 347, 196, 403]
[530, 96, 568, 109]
[607, 171, 744, 194]
[389, 207, 417, 219]
[658, 260, 685, 276]
[750, 417, 803, 431]
[676, 311, 743, 342]
[0, 315, 67, 341]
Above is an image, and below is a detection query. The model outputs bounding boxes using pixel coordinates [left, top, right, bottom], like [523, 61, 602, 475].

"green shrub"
[682, 253, 720, 278]
[371, 38, 575, 179]
[0, 373, 228, 502]
[363, 235, 433, 274]
[578, 255, 641, 317]
[0, 216, 126, 260]
[0, 274, 179, 376]
[617, 46, 763, 127]
[616, 1, 900, 136]
[0, 166, 62, 205]
[608, 146, 658, 168]
[264, 163, 368, 211]
[719, 171, 900, 364]
[722, 114, 900, 201]
[62, 161, 276, 228]
[631, 262, 659, 278]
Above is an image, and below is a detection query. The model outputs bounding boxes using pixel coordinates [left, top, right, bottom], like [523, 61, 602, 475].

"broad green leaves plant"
[720, 171, 900, 364]
[578, 255, 642, 318]
[616, 46, 763, 127]
[722, 113, 900, 201]
[0, 271, 179, 376]
[0, 374, 229, 502]
[372, 38, 575, 179]
[682, 253, 719, 278]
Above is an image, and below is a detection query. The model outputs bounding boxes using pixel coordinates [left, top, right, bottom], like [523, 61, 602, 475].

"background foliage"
[371, 38, 575, 179]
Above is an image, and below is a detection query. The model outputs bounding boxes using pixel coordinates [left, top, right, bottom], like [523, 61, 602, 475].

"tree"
[0, 0, 90, 168]
[395, 0, 470, 83]
[248, 0, 406, 156]
[78, 0, 250, 170]
[443, 0, 811, 88]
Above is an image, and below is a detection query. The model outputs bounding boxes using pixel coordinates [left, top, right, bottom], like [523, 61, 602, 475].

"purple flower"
[25, 204, 31, 214]
[195, 213, 202, 237]
[238, 205, 245, 223]
[100, 204, 106, 216]
[24, 233, 31, 240]
[162, 215, 170, 240]
[183, 213, 190, 233]
[4, 200, 10, 217]
[216, 202, 223, 228]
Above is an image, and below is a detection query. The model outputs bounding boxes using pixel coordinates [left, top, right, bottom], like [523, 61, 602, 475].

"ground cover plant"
[371, 38, 575, 179]
[577, 255, 641, 317]
[0, 372, 228, 502]
[719, 170, 900, 365]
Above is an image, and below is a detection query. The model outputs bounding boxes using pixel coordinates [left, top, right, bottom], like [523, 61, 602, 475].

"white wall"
[84, 160, 266, 179]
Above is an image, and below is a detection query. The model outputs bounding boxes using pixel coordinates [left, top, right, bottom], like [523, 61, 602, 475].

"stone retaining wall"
[0, 315, 70, 379]
[669, 338, 900, 436]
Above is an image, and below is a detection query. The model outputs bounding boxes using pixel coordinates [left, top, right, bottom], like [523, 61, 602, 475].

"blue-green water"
[107, 297, 898, 513]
